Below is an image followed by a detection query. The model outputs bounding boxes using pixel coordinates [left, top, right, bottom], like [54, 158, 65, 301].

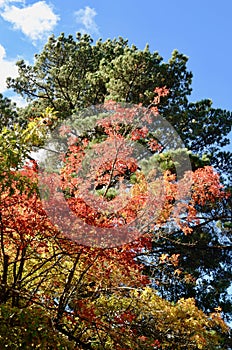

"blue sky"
[0, 0, 232, 115]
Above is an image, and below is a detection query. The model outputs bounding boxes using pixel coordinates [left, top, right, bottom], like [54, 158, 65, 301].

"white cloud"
[0, 0, 24, 9]
[75, 6, 99, 36]
[0, 44, 18, 93]
[1, 1, 59, 41]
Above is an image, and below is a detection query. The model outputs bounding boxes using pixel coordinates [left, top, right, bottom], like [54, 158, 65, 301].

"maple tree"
[5, 33, 232, 318]
[0, 93, 231, 349]
[5, 33, 232, 317]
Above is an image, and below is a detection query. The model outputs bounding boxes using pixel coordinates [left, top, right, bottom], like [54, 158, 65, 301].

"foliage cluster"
[0, 33, 231, 348]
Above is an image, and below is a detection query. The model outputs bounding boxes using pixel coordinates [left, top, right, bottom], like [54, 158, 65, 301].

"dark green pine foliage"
[7, 33, 130, 118]
[0, 93, 19, 130]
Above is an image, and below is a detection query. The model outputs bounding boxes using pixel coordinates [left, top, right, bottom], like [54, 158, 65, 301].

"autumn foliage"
[0, 91, 230, 348]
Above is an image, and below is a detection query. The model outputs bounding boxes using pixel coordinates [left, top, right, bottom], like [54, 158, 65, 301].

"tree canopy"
[7, 33, 232, 178]
[0, 32, 231, 348]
